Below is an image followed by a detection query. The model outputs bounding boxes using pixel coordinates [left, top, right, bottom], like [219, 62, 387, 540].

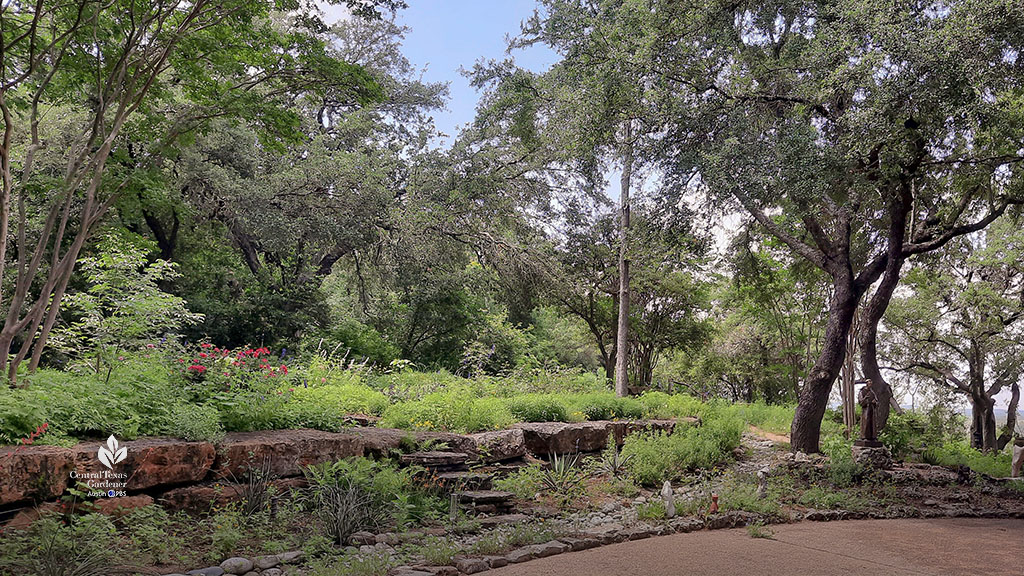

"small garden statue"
[661, 481, 676, 518]
[855, 379, 883, 448]
[708, 493, 719, 514]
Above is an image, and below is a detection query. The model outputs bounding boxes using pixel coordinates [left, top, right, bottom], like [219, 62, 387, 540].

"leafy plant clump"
[621, 416, 744, 485]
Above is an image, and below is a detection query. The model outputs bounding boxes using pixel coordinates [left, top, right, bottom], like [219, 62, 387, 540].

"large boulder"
[513, 421, 611, 455]
[0, 445, 74, 506]
[212, 429, 363, 479]
[71, 437, 216, 491]
[469, 428, 526, 463]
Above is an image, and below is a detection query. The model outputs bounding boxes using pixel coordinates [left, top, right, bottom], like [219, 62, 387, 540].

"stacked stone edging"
[1, 419, 688, 510]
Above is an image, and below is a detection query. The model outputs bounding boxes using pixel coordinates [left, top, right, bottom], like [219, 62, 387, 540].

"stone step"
[434, 471, 493, 491]
[455, 490, 515, 507]
[399, 451, 470, 469]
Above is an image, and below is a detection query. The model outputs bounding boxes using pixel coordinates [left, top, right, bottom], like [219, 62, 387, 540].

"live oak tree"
[645, 0, 1024, 452]
[0, 0, 391, 382]
[884, 218, 1024, 452]
[508, 0, 669, 396]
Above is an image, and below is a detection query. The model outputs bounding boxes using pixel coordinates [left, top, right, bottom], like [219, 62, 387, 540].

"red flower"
[200, 343, 213, 348]
[199, 352, 208, 358]
[188, 364, 207, 373]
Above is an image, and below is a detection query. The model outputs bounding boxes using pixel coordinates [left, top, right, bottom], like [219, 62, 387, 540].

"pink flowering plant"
[179, 342, 297, 430]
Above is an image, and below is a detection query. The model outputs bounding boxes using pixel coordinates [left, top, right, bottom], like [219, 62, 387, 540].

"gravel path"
[490, 517, 1024, 576]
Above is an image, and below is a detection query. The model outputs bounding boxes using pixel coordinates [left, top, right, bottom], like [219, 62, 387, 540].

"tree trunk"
[790, 273, 860, 453]
[614, 123, 633, 398]
[840, 309, 859, 438]
[998, 382, 1020, 451]
[858, 178, 912, 436]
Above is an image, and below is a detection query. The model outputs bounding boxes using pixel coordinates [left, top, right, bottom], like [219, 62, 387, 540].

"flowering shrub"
[181, 343, 292, 395]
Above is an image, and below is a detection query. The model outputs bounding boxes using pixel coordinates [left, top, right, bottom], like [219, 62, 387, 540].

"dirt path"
[491, 518, 1024, 576]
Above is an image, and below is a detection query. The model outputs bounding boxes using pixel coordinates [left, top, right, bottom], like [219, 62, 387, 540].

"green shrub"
[0, 513, 119, 576]
[923, 441, 1013, 477]
[493, 463, 545, 499]
[569, 393, 644, 421]
[621, 415, 743, 485]
[718, 480, 781, 516]
[505, 395, 569, 423]
[303, 458, 443, 543]
[821, 434, 861, 487]
[635, 500, 667, 521]
[379, 392, 514, 433]
[122, 505, 181, 564]
[283, 384, 390, 430]
[165, 403, 224, 442]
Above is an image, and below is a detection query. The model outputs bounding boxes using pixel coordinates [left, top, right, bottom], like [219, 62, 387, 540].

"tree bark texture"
[614, 123, 633, 397]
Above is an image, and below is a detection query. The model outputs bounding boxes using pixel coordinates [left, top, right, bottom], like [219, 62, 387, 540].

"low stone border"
[159, 505, 1024, 576]
[1, 419, 688, 512]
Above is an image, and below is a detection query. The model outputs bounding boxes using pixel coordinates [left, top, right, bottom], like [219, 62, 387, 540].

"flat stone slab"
[455, 490, 515, 505]
[400, 451, 470, 468]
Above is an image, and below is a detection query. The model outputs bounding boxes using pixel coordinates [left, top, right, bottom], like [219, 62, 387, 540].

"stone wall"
[0, 419, 686, 518]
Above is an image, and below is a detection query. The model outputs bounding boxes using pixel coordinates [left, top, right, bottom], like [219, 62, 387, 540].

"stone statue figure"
[856, 379, 882, 447]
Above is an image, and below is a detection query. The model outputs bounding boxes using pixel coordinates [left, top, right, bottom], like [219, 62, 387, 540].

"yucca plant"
[541, 452, 587, 495]
[594, 437, 633, 478]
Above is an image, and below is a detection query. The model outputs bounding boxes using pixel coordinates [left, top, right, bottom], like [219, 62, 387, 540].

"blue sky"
[331, 1, 559, 144]
[393, 1, 557, 142]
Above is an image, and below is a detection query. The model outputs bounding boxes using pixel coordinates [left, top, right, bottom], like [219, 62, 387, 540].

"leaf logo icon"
[98, 435, 127, 470]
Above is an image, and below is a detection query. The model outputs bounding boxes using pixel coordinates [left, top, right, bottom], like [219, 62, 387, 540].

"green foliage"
[282, 384, 391, 430]
[493, 463, 545, 499]
[0, 513, 119, 576]
[421, 537, 461, 565]
[469, 523, 560, 555]
[54, 232, 203, 379]
[821, 434, 862, 488]
[621, 416, 744, 485]
[541, 453, 587, 501]
[570, 393, 643, 421]
[308, 551, 397, 576]
[121, 505, 182, 564]
[797, 487, 869, 511]
[717, 480, 782, 517]
[506, 395, 570, 423]
[592, 436, 633, 478]
[923, 441, 1013, 478]
[635, 500, 667, 521]
[302, 458, 442, 543]
[380, 392, 515, 433]
[746, 522, 775, 539]
[0, 357, 225, 444]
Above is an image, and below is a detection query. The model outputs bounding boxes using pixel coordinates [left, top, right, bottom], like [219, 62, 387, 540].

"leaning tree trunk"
[998, 382, 1020, 451]
[858, 180, 912, 436]
[613, 124, 633, 398]
[790, 272, 860, 453]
